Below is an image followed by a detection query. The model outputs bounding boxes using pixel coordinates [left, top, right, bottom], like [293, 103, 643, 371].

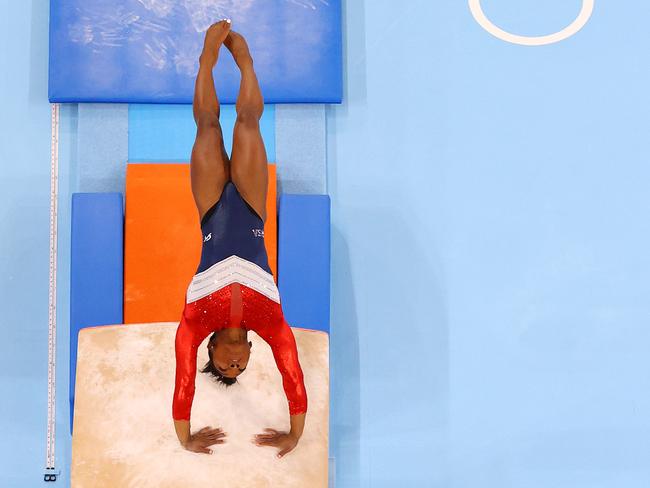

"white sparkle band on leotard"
[186, 255, 280, 304]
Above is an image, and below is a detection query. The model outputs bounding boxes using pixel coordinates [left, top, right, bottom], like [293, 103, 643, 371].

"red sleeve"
[172, 311, 209, 421]
[257, 315, 308, 416]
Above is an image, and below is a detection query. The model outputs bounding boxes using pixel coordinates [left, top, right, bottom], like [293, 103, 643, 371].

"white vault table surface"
[71, 322, 329, 488]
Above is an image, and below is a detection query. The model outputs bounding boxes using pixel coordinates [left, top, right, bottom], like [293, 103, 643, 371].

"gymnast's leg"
[174, 20, 233, 453]
[190, 20, 232, 221]
[224, 31, 269, 222]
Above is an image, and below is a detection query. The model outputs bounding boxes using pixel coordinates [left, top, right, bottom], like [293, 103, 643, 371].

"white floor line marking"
[469, 0, 595, 46]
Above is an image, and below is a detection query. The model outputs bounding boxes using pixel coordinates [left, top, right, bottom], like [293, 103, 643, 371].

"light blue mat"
[128, 104, 275, 162]
[78, 104, 129, 193]
[275, 105, 327, 195]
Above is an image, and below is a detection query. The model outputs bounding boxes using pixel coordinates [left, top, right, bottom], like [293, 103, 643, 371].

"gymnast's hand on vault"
[253, 428, 299, 458]
[184, 426, 227, 455]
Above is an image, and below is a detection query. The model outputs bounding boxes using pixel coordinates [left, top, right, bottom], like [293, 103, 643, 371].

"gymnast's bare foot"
[200, 20, 231, 67]
[224, 30, 253, 69]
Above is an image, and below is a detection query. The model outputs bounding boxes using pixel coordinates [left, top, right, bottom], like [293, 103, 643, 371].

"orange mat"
[124, 163, 277, 324]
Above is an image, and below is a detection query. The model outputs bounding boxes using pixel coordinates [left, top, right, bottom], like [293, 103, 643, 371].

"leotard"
[172, 181, 307, 421]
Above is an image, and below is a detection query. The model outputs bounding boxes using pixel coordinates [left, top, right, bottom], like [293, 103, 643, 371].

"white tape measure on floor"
[44, 103, 60, 483]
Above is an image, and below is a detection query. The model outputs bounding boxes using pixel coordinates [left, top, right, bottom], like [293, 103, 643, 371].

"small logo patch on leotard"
[252, 229, 264, 237]
[203, 232, 212, 242]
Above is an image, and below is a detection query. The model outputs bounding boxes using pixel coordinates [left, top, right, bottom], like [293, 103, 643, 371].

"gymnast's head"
[201, 331, 252, 385]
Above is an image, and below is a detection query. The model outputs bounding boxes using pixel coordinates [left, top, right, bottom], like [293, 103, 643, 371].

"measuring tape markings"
[45, 103, 60, 482]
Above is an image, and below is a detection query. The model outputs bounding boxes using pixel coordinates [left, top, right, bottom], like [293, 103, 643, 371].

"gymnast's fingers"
[212, 432, 227, 439]
[202, 438, 225, 448]
[205, 429, 227, 438]
[256, 431, 277, 438]
[254, 437, 275, 446]
[255, 431, 280, 441]
[197, 429, 225, 440]
[277, 446, 294, 458]
[254, 433, 277, 442]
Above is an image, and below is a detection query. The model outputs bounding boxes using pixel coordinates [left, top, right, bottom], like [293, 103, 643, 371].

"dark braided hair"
[200, 332, 237, 386]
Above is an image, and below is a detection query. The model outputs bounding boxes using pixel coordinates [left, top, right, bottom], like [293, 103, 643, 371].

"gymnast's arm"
[172, 313, 199, 446]
[254, 317, 308, 455]
[172, 313, 224, 453]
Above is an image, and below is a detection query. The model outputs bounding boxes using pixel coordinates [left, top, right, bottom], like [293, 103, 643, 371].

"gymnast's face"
[210, 339, 252, 379]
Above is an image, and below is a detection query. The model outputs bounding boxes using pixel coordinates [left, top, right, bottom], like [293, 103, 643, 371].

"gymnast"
[172, 20, 307, 457]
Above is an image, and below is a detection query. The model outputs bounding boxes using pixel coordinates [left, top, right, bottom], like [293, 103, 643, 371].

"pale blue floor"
[3, 0, 650, 487]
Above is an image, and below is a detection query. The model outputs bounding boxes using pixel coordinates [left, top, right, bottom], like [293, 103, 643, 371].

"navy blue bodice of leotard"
[197, 181, 271, 274]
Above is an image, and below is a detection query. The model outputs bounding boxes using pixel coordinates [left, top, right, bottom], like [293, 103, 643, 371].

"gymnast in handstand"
[172, 20, 307, 457]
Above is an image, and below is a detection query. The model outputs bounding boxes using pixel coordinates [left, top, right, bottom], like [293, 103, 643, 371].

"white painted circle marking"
[468, 0, 595, 46]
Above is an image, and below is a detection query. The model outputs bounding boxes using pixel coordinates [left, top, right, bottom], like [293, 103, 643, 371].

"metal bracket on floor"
[44, 468, 61, 482]
[329, 457, 336, 487]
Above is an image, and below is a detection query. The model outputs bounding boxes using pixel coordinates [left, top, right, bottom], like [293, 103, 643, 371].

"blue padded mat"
[278, 194, 330, 333]
[70, 193, 124, 432]
[48, 0, 342, 104]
